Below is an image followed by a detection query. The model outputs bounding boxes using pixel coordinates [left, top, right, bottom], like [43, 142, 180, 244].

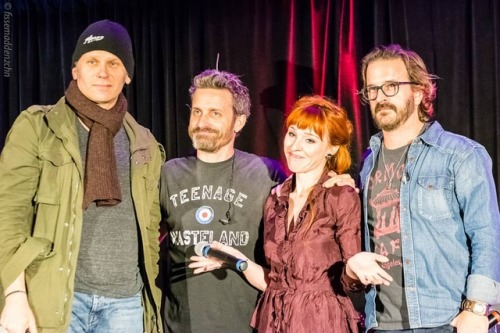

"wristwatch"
[461, 299, 490, 316]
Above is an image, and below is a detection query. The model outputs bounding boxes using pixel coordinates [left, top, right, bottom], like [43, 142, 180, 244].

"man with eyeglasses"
[345, 44, 500, 332]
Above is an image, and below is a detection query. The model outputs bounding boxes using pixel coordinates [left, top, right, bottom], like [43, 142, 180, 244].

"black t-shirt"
[159, 149, 286, 333]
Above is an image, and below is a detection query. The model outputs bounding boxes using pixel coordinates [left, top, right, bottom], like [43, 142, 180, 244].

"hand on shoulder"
[322, 171, 359, 193]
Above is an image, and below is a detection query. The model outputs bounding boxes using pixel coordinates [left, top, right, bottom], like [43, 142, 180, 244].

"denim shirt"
[359, 121, 500, 331]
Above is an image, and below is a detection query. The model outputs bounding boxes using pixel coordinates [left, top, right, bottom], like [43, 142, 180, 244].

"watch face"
[474, 303, 486, 314]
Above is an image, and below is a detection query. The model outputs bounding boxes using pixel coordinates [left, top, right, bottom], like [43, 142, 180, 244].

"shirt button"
[405, 259, 411, 265]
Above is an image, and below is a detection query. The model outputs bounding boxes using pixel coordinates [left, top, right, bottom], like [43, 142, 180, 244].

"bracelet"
[4, 290, 27, 298]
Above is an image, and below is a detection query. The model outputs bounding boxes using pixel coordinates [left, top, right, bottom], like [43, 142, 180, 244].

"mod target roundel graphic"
[195, 206, 215, 225]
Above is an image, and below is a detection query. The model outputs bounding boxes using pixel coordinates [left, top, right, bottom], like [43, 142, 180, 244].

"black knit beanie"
[72, 20, 134, 79]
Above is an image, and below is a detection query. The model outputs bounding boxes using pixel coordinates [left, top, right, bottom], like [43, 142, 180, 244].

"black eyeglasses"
[360, 81, 418, 101]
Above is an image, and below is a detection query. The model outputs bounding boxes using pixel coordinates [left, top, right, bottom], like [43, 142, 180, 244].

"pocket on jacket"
[35, 147, 73, 205]
[33, 147, 74, 243]
[417, 175, 454, 221]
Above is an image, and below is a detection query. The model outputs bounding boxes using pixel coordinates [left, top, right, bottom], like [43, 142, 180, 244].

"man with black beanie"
[0, 20, 164, 332]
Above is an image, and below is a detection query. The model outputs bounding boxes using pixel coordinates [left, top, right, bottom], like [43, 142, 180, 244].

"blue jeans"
[372, 326, 455, 332]
[69, 291, 143, 333]
[372, 324, 498, 333]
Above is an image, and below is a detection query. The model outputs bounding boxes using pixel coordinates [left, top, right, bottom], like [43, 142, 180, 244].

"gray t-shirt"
[160, 149, 286, 333]
[367, 143, 410, 330]
[74, 120, 142, 298]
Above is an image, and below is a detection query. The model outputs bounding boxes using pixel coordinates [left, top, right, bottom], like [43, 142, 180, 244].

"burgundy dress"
[251, 173, 363, 333]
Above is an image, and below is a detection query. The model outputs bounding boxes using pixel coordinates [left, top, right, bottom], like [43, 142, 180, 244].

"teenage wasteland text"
[168, 185, 251, 247]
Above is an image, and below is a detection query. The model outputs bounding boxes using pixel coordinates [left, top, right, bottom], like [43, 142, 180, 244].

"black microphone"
[489, 310, 500, 329]
[194, 241, 248, 272]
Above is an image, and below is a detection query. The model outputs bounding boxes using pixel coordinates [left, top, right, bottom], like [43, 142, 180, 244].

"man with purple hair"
[159, 69, 287, 333]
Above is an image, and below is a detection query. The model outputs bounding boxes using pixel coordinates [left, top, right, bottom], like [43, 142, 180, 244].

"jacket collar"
[418, 121, 444, 146]
[369, 121, 444, 151]
[123, 113, 152, 154]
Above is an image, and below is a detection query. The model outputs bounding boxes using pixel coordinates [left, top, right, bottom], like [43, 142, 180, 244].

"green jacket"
[0, 97, 165, 332]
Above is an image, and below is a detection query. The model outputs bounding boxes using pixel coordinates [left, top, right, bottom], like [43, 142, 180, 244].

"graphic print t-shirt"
[159, 150, 286, 333]
[367, 144, 410, 330]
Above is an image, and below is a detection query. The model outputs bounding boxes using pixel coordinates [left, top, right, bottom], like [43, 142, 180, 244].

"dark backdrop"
[1, 0, 499, 199]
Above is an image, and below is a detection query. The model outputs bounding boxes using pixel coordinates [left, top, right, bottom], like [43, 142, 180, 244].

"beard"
[372, 97, 415, 131]
[189, 126, 234, 153]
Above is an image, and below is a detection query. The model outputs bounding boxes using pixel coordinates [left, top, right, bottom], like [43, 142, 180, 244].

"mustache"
[375, 101, 397, 113]
[191, 127, 219, 134]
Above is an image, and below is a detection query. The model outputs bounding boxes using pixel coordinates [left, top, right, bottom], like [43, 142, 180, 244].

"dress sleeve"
[327, 186, 365, 292]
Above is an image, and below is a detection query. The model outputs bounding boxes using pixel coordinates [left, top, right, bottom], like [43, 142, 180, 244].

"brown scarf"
[65, 80, 127, 209]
